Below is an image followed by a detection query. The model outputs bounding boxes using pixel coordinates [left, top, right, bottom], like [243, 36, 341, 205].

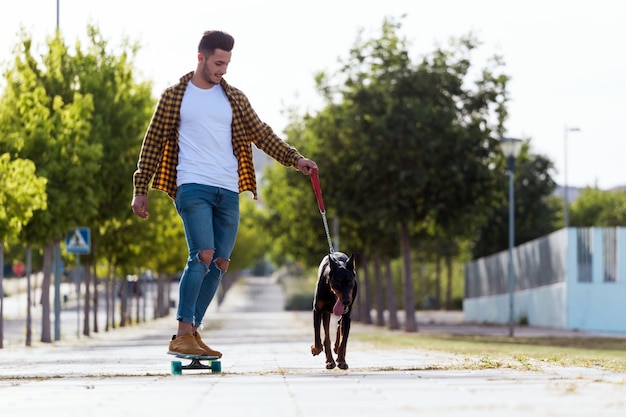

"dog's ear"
[329, 254, 339, 271]
[346, 254, 356, 272]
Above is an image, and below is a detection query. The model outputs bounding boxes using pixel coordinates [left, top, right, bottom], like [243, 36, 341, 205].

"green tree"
[471, 142, 560, 258]
[0, 31, 101, 342]
[264, 17, 510, 332]
[230, 196, 269, 272]
[69, 27, 154, 334]
[0, 154, 47, 348]
[570, 187, 626, 227]
[0, 27, 154, 340]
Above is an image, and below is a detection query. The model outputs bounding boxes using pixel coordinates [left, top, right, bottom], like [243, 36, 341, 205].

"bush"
[284, 293, 313, 311]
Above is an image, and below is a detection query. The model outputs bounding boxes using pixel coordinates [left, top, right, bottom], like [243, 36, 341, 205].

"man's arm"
[133, 93, 171, 197]
[131, 91, 172, 216]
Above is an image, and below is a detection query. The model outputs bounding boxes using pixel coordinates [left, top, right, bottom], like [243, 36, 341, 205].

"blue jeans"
[174, 184, 240, 327]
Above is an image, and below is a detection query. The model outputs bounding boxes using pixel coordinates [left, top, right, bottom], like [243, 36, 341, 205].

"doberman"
[310, 252, 357, 370]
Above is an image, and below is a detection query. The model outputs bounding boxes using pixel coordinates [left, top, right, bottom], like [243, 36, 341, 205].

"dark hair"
[198, 30, 235, 55]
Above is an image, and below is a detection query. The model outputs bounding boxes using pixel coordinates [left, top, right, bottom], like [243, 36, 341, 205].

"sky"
[1, 0, 625, 190]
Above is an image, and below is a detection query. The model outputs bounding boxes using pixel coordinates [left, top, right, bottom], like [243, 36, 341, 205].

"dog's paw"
[326, 361, 336, 370]
[337, 361, 349, 370]
[311, 345, 323, 356]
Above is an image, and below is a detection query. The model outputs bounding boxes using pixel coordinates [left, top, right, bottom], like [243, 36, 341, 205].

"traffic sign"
[66, 227, 91, 254]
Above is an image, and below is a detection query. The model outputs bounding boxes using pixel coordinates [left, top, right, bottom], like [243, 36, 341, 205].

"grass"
[278, 271, 626, 373]
[351, 330, 626, 372]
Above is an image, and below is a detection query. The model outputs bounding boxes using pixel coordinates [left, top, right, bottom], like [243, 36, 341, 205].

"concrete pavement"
[1, 276, 626, 416]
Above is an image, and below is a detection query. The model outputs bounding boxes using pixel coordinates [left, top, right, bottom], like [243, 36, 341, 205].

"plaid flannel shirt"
[133, 72, 303, 200]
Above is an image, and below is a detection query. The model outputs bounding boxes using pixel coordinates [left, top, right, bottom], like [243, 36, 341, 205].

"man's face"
[200, 49, 231, 85]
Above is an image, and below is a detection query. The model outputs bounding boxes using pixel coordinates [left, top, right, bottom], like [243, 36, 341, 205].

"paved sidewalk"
[1, 276, 626, 416]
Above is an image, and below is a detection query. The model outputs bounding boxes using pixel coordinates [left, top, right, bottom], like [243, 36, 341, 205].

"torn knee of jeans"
[215, 257, 230, 272]
[198, 249, 215, 267]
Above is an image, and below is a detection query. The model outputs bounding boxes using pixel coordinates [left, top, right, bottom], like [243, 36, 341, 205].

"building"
[464, 227, 626, 334]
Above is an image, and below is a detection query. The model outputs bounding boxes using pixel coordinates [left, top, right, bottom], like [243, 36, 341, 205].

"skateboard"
[169, 353, 221, 374]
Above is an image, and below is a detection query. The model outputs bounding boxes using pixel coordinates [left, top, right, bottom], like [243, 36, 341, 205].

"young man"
[131, 30, 317, 357]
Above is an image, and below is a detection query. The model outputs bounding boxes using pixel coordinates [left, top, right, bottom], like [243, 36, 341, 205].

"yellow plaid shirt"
[133, 72, 303, 200]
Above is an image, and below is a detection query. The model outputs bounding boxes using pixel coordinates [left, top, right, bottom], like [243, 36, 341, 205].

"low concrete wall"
[464, 282, 566, 328]
[464, 227, 626, 334]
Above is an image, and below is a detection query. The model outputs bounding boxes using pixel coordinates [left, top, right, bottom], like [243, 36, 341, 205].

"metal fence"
[464, 229, 567, 299]
[465, 228, 623, 299]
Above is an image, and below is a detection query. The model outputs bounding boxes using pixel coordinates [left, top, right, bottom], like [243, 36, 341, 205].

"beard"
[201, 64, 219, 85]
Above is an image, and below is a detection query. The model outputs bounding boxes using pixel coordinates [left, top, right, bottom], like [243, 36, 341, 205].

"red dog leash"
[310, 168, 335, 255]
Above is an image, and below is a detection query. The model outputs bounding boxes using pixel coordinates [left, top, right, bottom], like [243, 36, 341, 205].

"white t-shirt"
[176, 82, 239, 193]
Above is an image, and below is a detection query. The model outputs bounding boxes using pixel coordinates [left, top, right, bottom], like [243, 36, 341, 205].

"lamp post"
[500, 137, 523, 337]
[563, 126, 581, 228]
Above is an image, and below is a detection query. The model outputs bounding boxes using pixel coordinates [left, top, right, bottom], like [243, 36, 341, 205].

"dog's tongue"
[333, 301, 344, 316]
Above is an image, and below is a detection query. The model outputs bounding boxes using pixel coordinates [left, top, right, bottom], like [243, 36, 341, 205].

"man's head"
[198, 30, 234, 56]
[196, 30, 234, 87]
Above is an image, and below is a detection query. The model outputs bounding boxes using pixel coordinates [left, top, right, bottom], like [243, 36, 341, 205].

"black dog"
[311, 252, 357, 370]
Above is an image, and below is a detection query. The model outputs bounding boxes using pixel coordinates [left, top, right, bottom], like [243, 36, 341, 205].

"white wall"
[566, 228, 626, 334]
[464, 227, 626, 334]
[463, 282, 567, 328]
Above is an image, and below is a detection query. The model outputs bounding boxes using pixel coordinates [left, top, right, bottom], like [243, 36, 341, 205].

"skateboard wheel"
[211, 360, 221, 373]
[171, 361, 182, 375]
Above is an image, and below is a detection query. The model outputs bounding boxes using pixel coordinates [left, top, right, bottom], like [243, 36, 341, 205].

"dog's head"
[328, 254, 356, 313]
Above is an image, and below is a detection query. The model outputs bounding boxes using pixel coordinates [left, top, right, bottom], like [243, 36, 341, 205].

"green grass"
[352, 330, 626, 372]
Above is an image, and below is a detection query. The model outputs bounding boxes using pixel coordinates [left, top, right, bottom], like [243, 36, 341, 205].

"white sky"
[1, 0, 625, 190]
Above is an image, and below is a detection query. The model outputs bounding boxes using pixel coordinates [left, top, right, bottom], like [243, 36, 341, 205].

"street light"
[500, 137, 523, 337]
[563, 126, 581, 228]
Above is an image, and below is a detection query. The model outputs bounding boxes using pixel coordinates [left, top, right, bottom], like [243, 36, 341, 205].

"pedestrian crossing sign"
[66, 227, 91, 254]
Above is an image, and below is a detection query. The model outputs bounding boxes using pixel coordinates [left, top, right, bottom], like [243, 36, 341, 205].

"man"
[131, 30, 317, 357]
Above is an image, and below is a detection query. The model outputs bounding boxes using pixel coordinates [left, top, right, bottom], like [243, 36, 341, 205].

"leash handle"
[310, 168, 325, 213]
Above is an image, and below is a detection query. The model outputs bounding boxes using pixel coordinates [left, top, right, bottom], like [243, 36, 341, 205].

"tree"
[265, 17, 510, 332]
[69, 26, 154, 334]
[0, 30, 102, 341]
[0, 26, 154, 340]
[471, 142, 560, 258]
[570, 187, 626, 227]
[0, 154, 47, 348]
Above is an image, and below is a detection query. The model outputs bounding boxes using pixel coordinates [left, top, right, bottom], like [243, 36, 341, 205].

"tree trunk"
[0, 242, 4, 349]
[360, 255, 372, 324]
[156, 273, 164, 319]
[385, 257, 399, 330]
[120, 278, 128, 327]
[92, 262, 99, 333]
[83, 258, 91, 336]
[352, 260, 361, 321]
[373, 253, 385, 326]
[166, 278, 172, 317]
[111, 273, 117, 329]
[435, 255, 442, 309]
[40, 242, 53, 343]
[105, 271, 110, 331]
[26, 246, 33, 346]
[445, 254, 453, 310]
[135, 282, 141, 323]
[399, 223, 417, 332]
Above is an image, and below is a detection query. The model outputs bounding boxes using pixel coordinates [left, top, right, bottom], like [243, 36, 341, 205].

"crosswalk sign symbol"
[66, 227, 91, 254]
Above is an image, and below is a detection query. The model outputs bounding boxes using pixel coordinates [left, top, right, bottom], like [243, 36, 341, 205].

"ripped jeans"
[174, 183, 240, 327]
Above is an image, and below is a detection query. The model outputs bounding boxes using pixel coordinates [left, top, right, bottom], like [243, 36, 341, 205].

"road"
[1, 276, 625, 416]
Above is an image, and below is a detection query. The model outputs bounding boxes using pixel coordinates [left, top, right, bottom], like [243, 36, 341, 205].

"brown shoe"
[168, 334, 207, 356]
[194, 332, 222, 358]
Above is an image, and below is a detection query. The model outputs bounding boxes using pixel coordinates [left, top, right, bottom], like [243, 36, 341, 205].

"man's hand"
[131, 195, 149, 218]
[296, 157, 318, 176]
